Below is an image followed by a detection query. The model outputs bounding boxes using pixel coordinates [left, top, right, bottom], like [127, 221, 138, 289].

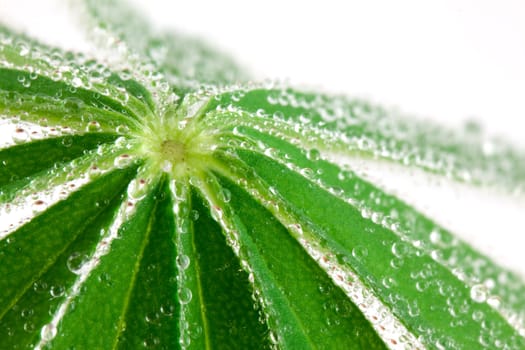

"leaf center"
[135, 94, 220, 180]
[161, 140, 186, 163]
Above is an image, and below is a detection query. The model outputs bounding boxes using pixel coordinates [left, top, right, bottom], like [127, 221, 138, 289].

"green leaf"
[46, 179, 171, 349]
[0, 24, 155, 126]
[81, 0, 249, 91]
[230, 131, 525, 348]
[207, 88, 525, 189]
[0, 133, 117, 190]
[0, 1, 523, 349]
[0, 166, 137, 348]
[214, 175, 387, 349]
[174, 188, 269, 349]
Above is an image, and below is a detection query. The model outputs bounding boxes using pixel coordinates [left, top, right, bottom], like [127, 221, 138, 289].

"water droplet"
[176, 255, 190, 270]
[115, 124, 130, 134]
[391, 241, 410, 258]
[145, 311, 160, 324]
[472, 310, 484, 322]
[86, 120, 101, 132]
[306, 148, 320, 161]
[40, 323, 57, 341]
[351, 246, 368, 260]
[98, 272, 111, 285]
[12, 127, 29, 144]
[21, 308, 34, 318]
[415, 280, 429, 292]
[50, 285, 65, 298]
[190, 323, 203, 340]
[33, 280, 48, 294]
[143, 336, 160, 348]
[67, 252, 89, 275]
[178, 288, 192, 304]
[160, 302, 175, 316]
[23, 322, 35, 333]
[222, 188, 231, 203]
[61, 136, 73, 147]
[180, 333, 191, 347]
[470, 284, 488, 303]
[486, 295, 501, 309]
[71, 77, 83, 88]
[190, 210, 200, 221]
[382, 277, 396, 289]
[299, 167, 314, 178]
[114, 154, 132, 168]
[31, 199, 46, 214]
[429, 229, 442, 244]
[127, 179, 147, 200]
[17, 43, 29, 56]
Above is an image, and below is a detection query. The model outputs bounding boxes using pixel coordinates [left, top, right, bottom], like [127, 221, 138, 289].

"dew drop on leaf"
[12, 127, 29, 144]
[176, 254, 190, 270]
[429, 229, 442, 245]
[115, 124, 130, 134]
[306, 148, 320, 161]
[382, 277, 397, 289]
[86, 120, 101, 132]
[391, 241, 410, 258]
[31, 199, 46, 214]
[127, 179, 147, 200]
[178, 288, 192, 304]
[351, 245, 368, 260]
[190, 209, 200, 221]
[21, 308, 34, 318]
[40, 322, 57, 341]
[300, 167, 314, 178]
[160, 302, 175, 316]
[23, 322, 35, 333]
[61, 136, 73, 147]
[32, 280, 48, 294]
[145, 311, 160, 324]
[472, 310, 485, 322]
[143, 336, 160, 348]
[486, 295, 501, 309]
[66, 252, 89, 275]
[114, 154, 132, 168]
[470, 284, 488, 303]
[50, 285, 65, 298]
[222, 188, 231, 203]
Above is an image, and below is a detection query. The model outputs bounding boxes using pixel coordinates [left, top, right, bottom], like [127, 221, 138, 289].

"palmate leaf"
[0, 1, 524, 349]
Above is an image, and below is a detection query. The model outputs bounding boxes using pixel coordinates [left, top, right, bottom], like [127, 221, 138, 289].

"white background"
[1, 1, 524, 275]
[127, 0, 525, 146]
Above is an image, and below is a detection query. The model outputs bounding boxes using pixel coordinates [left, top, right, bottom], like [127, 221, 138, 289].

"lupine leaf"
[81, 0, 248, 91]
[0, 133, 117, 189]
[0, 167, 136, 348]
[216, 176, 387, 349]
[0, 1, 523, 350]
[185, 190, 269, 349]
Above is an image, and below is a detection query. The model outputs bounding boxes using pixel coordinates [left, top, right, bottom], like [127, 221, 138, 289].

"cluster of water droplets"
[33, 172, 153, 349]
[0, 143, 129, 238]
[81, 0, 249, 97]
[0, 117, 79, 150]
[168, 180, 198, 349]
[222, 163, 425, 349]
[218, 123, 525, 348]
[211, 86, 525, 192]
[189, 173, 288, 349]
[0, 27, 141, 110]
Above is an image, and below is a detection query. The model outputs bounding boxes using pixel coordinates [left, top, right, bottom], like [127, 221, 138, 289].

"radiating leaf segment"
[0, 0, 524, 349]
